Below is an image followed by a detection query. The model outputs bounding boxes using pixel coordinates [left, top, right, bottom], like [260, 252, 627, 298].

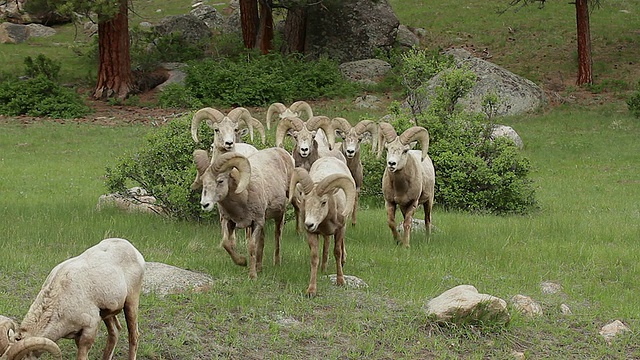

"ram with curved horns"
[332, 117, 379, 226]
[289, 157, 356, 296]
[378, 122, 435, 248]
[0, 238, 145, 360]
[265, 101, 314, 130]
[190, 107, 266, 191]
[275, 115, 338, 171]
[193, 148, 294, 279]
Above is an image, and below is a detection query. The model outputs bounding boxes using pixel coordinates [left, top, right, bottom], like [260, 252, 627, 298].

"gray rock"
[25, 23, 56, 37]
[0, 22, 29, 44]
[540, 281, 563, 294]
[354, 94, 381, 109]
[560, 303, 572, 315]
[339, 59, 392, 84]
[425, 284, 510, 326]
[305, 0, 399, 63]
[154, 14, 212, 44]
[142, 262, 214, 297]
[410, 48, 546, 118]
[156, 62, 188, 90]
[97, 187, 165, 215]
[599, 320, 630, 344]
[396, 24, 420, 48]
[492, 124, 524, 149]
[327, 274, 368, 289]
[511, 294, 543, 317]
[190, 4, 224, 29]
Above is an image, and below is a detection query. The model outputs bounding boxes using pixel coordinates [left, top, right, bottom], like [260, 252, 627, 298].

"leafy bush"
[184, 53, 359, 107]
[105, 116, 218, 221]
[24, 54, 61, 81]
[0, 75, 91, 118]
[158, 83, 204, 109]
[627, 81, 640, 118]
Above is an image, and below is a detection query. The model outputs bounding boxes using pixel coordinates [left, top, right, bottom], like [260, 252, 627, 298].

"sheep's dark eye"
[321, 201, 327, 206]
[403, 149, 409, 154]
[217, 179, 224, 184]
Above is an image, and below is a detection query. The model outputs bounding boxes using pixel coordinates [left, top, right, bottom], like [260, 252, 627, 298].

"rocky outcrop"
[425, 285, 510, 326]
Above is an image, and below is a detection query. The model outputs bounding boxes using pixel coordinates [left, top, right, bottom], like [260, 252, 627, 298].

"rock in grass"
[425, 284, 510, 326]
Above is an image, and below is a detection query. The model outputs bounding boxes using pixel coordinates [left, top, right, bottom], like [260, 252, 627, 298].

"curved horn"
[5, 337, 62, 360]
[191, 107, 225, 143]
[275, 117, 305, 148]
[377, 122, 398, 158]
[331, 117, 352, 134]
[288, 167, 314, 203]
[399, 126, 430, 159]
[316, 174, 356, 218]
[266, 102, 287, 130]
[211, 152, 252, 194]
[227, 107, 257, 142]
[306, 116, 336, 149]
[289, 101, 313, 120]
[249, 117, 266, 144]
[354, 120, 379, 154]
[0, 316, 17, 355]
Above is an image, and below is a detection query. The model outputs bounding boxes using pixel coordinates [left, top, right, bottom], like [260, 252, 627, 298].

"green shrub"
[105, 115, 218, 221]
[157, 83, 204, 109]
[0, 75, 91, 118]
[24, 54, 61, 81]
[627, 81, 640, 118]
[184, 53, 358, 107]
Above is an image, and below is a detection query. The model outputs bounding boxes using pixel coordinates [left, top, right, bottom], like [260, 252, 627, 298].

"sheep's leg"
[273, 212, 285, 265]
[423, 200, 432, 234]
[247, 223, 260, 279]
[400, 201, 418, 248]
[320, 235, 330, 273]
[75, 325, 98, 360]
[101, 316, 120, 360]
[385, 201, 400, 243]
[255, 225, 265, 273]
[222, 221, 247, 266]
[351, 190, 359, 226]
[295, 204, 304, 235]
[334, 227, 346, 287]
[123, 297, 140, 360]
[306, 233, 320, 296]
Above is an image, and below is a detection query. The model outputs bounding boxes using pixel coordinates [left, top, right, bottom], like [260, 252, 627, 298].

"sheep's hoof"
[305, 287, 317, 298]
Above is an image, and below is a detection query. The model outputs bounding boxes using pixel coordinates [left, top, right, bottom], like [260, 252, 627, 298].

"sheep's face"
[385, 138, 411, 172]
[292, 128, 317, 158]
[213, 117, 245, 152]
[337, 129, 364, 159]
[303, 191, 331, 233]
[200, 171, 234, 211]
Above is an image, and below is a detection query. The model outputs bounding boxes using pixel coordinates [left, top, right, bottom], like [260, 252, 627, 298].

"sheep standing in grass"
[289, 157, 356, 296]
[332, 118, 379, 226]
[0, 238, 145, 360]
[193, 148, 294, 279]
[378, 122, 435, 247]
[265, 101, 314, 130]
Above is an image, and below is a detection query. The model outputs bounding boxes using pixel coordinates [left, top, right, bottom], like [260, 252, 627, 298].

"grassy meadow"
[1, 0, 640, 359]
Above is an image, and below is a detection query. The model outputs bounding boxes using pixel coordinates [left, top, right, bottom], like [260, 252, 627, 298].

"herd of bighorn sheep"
[0, 100, 435, 359]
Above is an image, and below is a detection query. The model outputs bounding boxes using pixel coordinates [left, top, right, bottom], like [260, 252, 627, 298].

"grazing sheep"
[193, 148, 294, 279]
[189, 107, 265, 191]
[378, 122, 435, 248]
[289, 157, 357, 296]
[265, 101, 313, 130]
[332, 117, 379, 226]
[0, 238, 145, 360]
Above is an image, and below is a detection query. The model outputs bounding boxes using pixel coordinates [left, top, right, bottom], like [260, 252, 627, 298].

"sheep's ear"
[229, 168, 241, 185]
[295, 184, 304, 203]
[287, 129, 296, 137]
[409, 141, 417, 149]
[334, 129, 345, 140]
[193, 150, 210, 175]
[237, 128, 250, 138]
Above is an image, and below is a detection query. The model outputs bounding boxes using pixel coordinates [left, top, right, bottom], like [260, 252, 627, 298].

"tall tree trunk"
[281, 6, 307, 54]
[94, 0, 132, 100]
[240, 0, 259, 49]
[575, 0, 593, 85]
[257, 0, 273, 54]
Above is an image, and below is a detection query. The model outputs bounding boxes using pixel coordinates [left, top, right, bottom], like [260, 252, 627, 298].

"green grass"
[1, 105, 639, 358]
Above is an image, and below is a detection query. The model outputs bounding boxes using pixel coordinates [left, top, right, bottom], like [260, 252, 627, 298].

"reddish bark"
[281, 6, 307, 54]
[240, 0, 259, 49]
[258, 0, 274, 54]
[575, 0, 593, 85]
[93, 0, 132, 100]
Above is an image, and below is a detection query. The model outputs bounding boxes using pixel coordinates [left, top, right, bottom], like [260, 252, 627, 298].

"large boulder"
[0, 22, 29, 44]
[190, 3, 224, 30]
[339, 59, 392, 85]
[153, 14, 212, 44]
[425, 284, 510, 326]
[305, 0, 399, 63]
[410, 48, 547, 118]
[0, 0, 71, 25]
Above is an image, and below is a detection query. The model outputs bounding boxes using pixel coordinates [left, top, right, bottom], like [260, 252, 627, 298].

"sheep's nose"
[305, 222, 315, 230]
[346, 149, 355, 155]
[300, 147, 309, 152]
[225, 140, 234, 147]
[388, 161, 396, 167]
[201, 202, 212, 211]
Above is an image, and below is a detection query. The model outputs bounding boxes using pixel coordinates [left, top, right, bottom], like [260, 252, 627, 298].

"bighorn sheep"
[275, 115, 337, 171]
[289, 157, 356, 296]
[332, 117, 379, 226]
[190, 107, 265, 190]
[193, 148, 294, 279]
[378, 122, 435, 248]
[0, 238, 145, 360]
[265, 101, 313, 130]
